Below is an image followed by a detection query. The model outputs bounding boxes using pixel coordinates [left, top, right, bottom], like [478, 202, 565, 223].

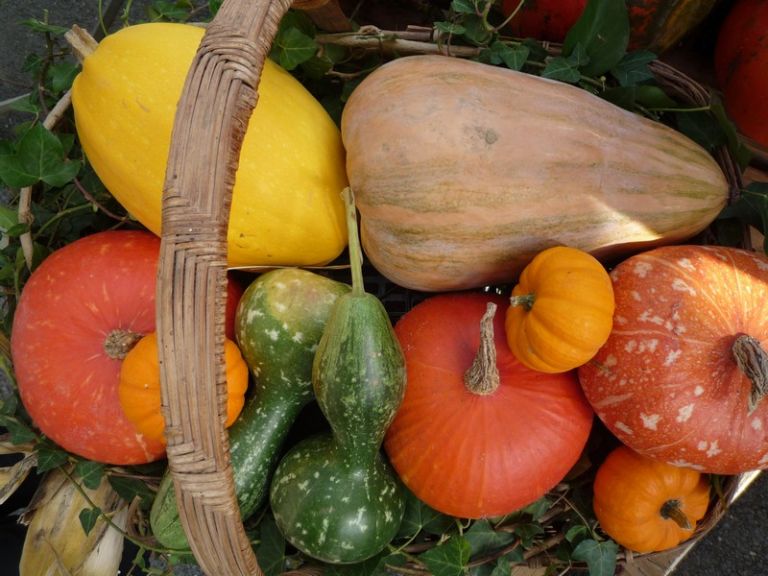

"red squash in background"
[383, 293, 594, 519]
[11, 230, 243, 465]
[714, 0, 768, 150]
[501, 0, 718, 54]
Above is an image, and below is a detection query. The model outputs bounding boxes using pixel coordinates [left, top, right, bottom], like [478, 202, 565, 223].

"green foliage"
[420, 536, 472, 576]
[571, 539, 619, 576]
[79, 506, 102, 535]
[562, 0, 629, 76]
[0, 1, 757, 575]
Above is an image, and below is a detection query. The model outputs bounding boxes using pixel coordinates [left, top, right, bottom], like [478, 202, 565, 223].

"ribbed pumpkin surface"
[341, 55, 728, 292]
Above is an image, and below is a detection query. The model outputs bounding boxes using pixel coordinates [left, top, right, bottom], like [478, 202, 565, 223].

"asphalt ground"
[1, 1, 768, 575]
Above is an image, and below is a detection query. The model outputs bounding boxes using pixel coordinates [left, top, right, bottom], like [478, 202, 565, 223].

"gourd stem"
[510, 293, 535, 311]
[343, 187, 365, 296]
[732, 334, 768, 414]
[464, 302, 501, 396]
[660, 499, 692, 530]
[104, 329, 143, 360]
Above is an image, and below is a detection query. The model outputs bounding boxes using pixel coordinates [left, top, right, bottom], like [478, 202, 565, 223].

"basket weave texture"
[157, 2, 294, 574]
[155, 1, 751, 575]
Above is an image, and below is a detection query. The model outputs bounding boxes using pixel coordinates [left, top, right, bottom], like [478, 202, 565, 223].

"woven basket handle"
[157, 1, 294, 574]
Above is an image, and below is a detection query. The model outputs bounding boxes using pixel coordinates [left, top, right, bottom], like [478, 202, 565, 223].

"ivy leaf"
[721, 183, 768, 253]
[675, 111, 725, 151]
[79, 506, 101, 535]
[254, 514, 285, 576]
[48, 61, 79, 94]
[74, 460, 105, 490]
[521, 497, 553, 521]
[710, 98, 752, 169]
[35, 443, 69, 474]
[451, 0, 477, 14]
[484, 42, 529, 70]
[566, 43, 590, 68]
[148, 0, 193, 21]
[0, 124, 81, 188]
[275, 27, 318, 71]
[572, 539, 619, 576]
[563, 0, 630, 77]
[435, 21, 467, 36]
[326, 550, 407, 576]
[542, 57, 581, 84]
[513, 523, 544, 549]
[462, 15, 494, 45]
[1, 417, 37, 444]
[611, 50, 657, 87]
[398, 489, 455, 538]
[108, 475, 155, 509]
[565, 524, 591, 546]
[464, 519, 516, 557]
[470, 553, 517, 576]
[420, 536, 472, 576]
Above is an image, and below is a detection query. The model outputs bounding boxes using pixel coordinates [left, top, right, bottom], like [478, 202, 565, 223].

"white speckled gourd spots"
[269, 189, 407, 563]
[578, 245, 768, 474]
[149, 268, 349, 550]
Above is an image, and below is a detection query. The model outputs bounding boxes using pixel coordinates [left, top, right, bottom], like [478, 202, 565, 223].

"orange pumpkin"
[505, 246, 615, 373]
[118, 332, 249, 443]
[578, 245, 768, 474]
[593, 445, 711, 553]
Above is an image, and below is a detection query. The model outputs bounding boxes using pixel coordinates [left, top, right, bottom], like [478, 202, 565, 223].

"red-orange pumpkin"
[578, 245, 768, 475]
[11, 230, 243, 465]
[714, 0, 768, 150]
[384, 293, 594, 518]
[501, 0, 718, 54]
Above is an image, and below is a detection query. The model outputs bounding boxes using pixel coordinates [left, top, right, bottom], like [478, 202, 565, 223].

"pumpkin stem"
[660, 499, 692, 530]
[509, 293, 535, 311]
[64, 25, 98, 65]
[104, 329, 143, 360]
[464, 302, 501, 396]
[732, 334, 768, 414]
[342, 187, 365, 297]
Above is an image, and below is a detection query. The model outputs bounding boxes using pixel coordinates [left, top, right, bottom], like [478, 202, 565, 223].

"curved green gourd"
[149, 268, 349, 550]
[269, 188, 407, 564]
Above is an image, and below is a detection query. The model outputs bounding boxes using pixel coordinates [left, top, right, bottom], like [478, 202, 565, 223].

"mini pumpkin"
[593, 445, 711, 553]
[119, 333, 249, 443]
[505, 246, 615, 373]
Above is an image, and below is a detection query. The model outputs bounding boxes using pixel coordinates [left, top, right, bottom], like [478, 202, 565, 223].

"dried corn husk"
[19, 466, 127, 576]
[0, 451, 36, 506]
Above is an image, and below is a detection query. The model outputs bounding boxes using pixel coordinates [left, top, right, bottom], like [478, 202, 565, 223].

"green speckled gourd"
[269, 188, 407, 564]
[149, 268, 349, 550]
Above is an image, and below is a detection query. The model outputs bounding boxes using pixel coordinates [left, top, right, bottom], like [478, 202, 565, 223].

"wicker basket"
[147, 1, 755, 575]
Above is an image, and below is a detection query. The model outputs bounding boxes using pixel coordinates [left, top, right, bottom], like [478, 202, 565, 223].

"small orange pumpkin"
[504, 246, 614, 373]
[593, 445, 711, 553]
[118, 332, 249, 443]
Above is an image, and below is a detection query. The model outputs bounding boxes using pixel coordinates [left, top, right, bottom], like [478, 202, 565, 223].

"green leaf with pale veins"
[420, 536, 472, 576]
[572, 539, 619, 576]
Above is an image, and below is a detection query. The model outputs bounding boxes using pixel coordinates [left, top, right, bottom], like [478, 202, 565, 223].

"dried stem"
[18, 88, 73, 270]
[315, 26, 482, 57]
[464, 302, 501, 395]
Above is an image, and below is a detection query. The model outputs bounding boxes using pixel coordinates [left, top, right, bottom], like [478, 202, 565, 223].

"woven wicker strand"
[157, 1, 294, 574]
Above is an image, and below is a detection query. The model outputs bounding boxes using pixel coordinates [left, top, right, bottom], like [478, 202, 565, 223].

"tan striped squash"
[340, 55, 728, 292]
